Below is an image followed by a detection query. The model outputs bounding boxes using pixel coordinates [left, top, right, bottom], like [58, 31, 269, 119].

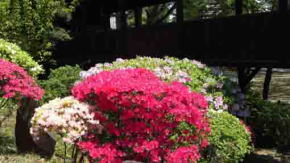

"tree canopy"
[0, 0, 80, 63]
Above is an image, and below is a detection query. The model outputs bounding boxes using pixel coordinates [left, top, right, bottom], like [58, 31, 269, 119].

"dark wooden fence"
[54, 10, 290, 68]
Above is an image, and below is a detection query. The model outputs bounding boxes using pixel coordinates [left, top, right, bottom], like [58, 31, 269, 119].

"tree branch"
[155, 3, 176, 24]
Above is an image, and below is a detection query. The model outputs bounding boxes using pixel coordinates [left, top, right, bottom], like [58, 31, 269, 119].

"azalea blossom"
[72, 68, 210, 162]
[30, 96, 99, 143]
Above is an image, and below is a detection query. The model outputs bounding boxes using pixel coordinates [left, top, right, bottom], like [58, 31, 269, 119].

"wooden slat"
[103, 0, 175, 13]
[235, 0, 243, 15]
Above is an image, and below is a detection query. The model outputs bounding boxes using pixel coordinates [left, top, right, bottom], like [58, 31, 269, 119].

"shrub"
[73, 68, 210, 162]
[202, 111, 253, 163]
[0, 39, 43, 77]
[0, 59, 44, 100]
[247, 91, 290, 150]
[80, 56, 234, 112]
[39, 65, 81, 103]
[30, 96, 99, 144]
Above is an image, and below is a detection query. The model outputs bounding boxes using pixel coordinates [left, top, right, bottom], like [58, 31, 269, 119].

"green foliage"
[202, 111, 253, 163]
[39, 65, 81, 103]
[0, 0, 80, 63]
[247, 90, 290, 150]
[183, 0, 272, 20]
[0, 39, 43, 77]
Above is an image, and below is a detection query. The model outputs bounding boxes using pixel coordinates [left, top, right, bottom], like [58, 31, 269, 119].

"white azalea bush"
[30, 96, 99, 144]
[79, 56, 235, 112]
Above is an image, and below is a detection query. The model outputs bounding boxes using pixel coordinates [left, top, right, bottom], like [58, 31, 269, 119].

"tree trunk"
[15, 98, 38, 153]
[15, 98, 55, 157]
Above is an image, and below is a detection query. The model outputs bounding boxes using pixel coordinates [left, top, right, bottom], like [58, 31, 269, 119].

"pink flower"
[0, 59, 43, 100]
[73, 68, 210, 162]
[166, 145, 201, 163]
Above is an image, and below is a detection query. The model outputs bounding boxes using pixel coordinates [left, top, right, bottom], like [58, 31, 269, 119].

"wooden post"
[115, 0, 128, 56]
[263, 68, 272, 100]
[117, 0, 127, 29]
[176, 0, 184, 23]
[279, 0, 288, 12]
[235, 0, 243, 15]
[134, 8, 142, 28]
[176, 0, 184, 56]
[237, 67, 247, 93]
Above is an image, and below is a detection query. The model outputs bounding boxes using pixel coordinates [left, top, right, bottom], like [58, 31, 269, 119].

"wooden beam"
[238, 67, 261, 93]
[106, 0, 175, 13]
[125, 0, 174, 10]
[235, 0, 243, 15]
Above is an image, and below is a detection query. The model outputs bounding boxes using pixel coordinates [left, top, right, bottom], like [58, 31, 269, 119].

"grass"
[0, 108, 65, 163]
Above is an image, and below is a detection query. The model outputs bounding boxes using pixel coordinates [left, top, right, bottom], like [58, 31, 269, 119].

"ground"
[252, 69, 290, 103]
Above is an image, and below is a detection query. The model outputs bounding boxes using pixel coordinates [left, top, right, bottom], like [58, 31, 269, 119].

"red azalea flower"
[72, 68, 210, 162]
[0, 59, 43, 100]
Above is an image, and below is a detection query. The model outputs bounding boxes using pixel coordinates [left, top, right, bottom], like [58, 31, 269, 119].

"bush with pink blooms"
[0, 59, 44, 101]
[72, 68, 210, 162]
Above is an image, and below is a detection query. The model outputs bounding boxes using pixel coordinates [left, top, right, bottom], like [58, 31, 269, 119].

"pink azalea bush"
[0, 59, 43, 100]
[72, 68, 210, 162]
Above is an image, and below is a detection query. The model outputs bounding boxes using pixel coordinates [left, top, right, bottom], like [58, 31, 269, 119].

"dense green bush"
[247, 91, 290, 150]
[0, 39, 43, 77]
[39, 65, 81, 103]
[201, 111, 253, 163]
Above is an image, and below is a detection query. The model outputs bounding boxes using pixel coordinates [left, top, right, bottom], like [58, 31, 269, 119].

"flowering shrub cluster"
[30, 96, 99, 143]
[73, 68, 210, 162]
[79, 56, 233, 112]
[0, 39, 43, 77]
[0, 59, 43, 100]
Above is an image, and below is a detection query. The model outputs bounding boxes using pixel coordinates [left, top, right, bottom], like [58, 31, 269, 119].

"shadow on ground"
[0, 135, 17, 154]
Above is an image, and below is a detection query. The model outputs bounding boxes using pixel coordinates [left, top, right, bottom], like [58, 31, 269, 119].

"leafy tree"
[183, 0, 274, 20]
[0, 0, 80, 63]
[126, 0, 272, 27]
[144, 3, 175, 25]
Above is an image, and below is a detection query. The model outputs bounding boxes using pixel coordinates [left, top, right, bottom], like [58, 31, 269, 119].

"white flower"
[116, 58, 125, 63]
[30, 96, 99, 144]
[163, 66, 173, 75]
[104, 62, 112, 67]
[192, 60, 205, 69]
[30, 65, 43, 72]
[216, 82, 223, 89]
[164, 58, 175, 64]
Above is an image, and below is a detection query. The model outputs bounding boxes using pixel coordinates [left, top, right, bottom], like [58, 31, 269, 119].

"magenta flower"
[0, 59, 43, 100]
